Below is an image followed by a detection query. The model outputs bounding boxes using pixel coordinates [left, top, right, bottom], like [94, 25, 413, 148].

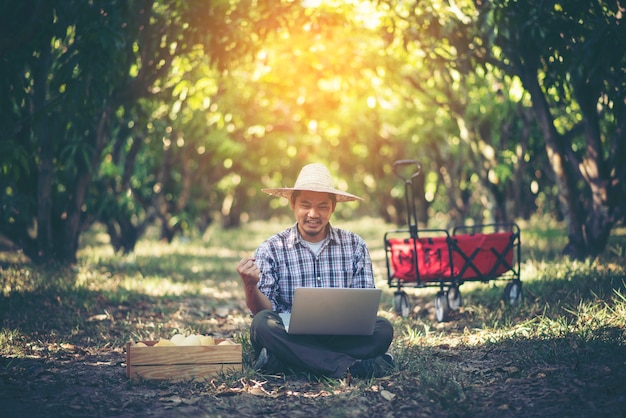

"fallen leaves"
[380, 389, 396, 401]
[159, 395, 201, 408]
[499, 366, 520, 374]
[214, 379, 280, 398]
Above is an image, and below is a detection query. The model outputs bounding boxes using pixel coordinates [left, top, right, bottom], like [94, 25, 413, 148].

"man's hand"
[237, 257, 260, 287]
[236, 257, 272, 314]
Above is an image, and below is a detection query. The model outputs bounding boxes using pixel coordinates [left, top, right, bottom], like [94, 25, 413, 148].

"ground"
[2, 290, 625, 417]
[2, 340, 625, 417]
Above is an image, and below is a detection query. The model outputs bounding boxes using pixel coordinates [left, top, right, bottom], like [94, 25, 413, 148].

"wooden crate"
[126, 338, 242, 381]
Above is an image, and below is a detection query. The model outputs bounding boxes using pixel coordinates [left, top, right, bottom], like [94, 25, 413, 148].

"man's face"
[291, 190, 336, 242]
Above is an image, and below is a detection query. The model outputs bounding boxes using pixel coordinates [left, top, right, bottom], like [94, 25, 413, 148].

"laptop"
[278, 287, 382, 335]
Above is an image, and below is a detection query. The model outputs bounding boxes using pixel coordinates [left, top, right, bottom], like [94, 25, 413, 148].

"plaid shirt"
[255, 223, 375, 313]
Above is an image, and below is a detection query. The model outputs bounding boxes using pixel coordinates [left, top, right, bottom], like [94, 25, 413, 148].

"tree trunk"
[47, 107, 111, 263]
[574, 80, 619, 257]
[518, 55, 618, 259]
[524, 74, 586, 257]
[33, 34, 54, 262]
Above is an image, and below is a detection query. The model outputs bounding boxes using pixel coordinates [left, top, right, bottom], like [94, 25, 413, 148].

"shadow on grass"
[2, 325, 624, 417]
[0, 250, 252, 356]
[391, 329, 626, 417]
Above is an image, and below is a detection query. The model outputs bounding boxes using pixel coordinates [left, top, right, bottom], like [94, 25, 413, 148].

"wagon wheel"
[447, 285, 463, 311]
[394, 291, 411, 318]
[504, 280, 523, 306]
[435, 291, 450, 322]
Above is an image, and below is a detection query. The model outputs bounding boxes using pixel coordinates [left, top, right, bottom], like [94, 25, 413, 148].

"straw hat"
[262, 163, 362, 202]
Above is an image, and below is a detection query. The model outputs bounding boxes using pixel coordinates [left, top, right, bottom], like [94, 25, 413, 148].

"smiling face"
[290, 190, 337, 242]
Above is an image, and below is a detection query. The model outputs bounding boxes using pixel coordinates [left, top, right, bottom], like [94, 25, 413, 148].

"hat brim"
[262, 187, 362, 202]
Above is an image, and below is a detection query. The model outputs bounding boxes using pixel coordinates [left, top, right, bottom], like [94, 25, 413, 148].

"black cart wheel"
[394, 291, 411, 317]
[435, 291, 449, 322]
[447, 285, 463, 311]
[504, 280, 523, 306]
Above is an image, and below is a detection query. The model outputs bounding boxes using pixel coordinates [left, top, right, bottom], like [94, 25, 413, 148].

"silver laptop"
[278, 287, 382, 335]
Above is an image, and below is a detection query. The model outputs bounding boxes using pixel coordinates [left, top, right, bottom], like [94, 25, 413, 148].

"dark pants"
[250, 310, 394, 378]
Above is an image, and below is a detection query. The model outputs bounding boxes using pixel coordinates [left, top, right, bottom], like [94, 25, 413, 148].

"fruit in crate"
[136, 334, 227, 347]
[154, 339, 176, 346]
[199, 335, 215, 346]
[181, 334, 201, 346]
[170, 334, 186, 345]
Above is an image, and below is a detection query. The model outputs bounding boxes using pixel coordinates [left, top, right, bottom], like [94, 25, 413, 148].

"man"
[236, 163, 394, 379]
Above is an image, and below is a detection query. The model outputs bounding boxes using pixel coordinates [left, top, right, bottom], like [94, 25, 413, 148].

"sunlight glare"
[508, 76, 525, 102]
[301, 0, 382, 29]
[302, 0, 322, 7]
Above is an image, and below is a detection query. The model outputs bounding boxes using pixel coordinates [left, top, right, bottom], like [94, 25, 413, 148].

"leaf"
[87, 314, 109, 322]
[159, 395, 182, 406]
[249, 386, 278, 398]
[380, 390, 396, 401]
[215, 306, 230, 318]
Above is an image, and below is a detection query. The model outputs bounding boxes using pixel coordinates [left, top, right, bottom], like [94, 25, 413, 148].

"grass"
[1, 216, 626, 416]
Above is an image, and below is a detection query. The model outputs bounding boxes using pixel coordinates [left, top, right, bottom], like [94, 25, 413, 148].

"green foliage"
[477, 0, 626, 257]
[1, 0, 623, 263]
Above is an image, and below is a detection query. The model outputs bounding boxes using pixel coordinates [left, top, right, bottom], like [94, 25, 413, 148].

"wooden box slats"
[126, 339, 242, 381]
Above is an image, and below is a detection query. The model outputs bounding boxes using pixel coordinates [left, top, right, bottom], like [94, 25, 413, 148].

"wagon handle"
[393, 160, 422, 182]
[393, 160, 422, 239]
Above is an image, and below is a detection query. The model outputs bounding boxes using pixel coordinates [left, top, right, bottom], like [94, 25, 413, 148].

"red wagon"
[384, 160, 522, 321]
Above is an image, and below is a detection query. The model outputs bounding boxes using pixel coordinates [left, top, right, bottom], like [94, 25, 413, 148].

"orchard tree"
[372, 0, 546, 227]
[376, 0, 624, 256]
[476, 0, 626, 258]
[0, 0, 290, 262]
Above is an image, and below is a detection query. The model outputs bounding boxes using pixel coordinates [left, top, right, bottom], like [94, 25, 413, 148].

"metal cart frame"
[384, 160, 522, 321]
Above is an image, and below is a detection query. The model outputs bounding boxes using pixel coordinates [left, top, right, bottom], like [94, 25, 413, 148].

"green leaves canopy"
[1, 0, 623, 262]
